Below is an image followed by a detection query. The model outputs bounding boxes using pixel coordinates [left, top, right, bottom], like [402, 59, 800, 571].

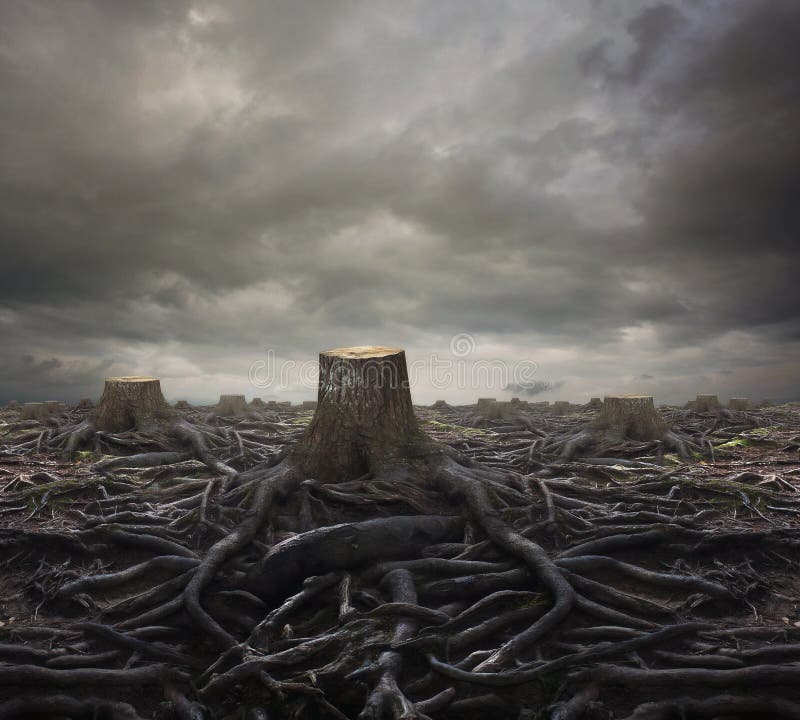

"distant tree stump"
[694, 394, 721, 413]
[301, 400, 318, 410]
[600, 395, 666, 440]
[214, 395, 248, 417]
[297, 346, 423, 482]
[430, 400, 450, 410]
[174, 400, 192, 410]
[760, 398, 775, 407]
[95, 377, 173, 433]
[21, 402, 56, 422]
[250, 397, 266, 408]
[587, 397, 603, 409]
[728, 398, 750, 411]
[6, 400, 19, 409]
[77, 398, 94, 409]
[476, 398, 497, 408]
[483, 401, 515, 420]
[552, 401, 572, 416]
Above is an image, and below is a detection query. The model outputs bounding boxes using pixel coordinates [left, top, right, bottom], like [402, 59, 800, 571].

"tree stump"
[552, 401, 572, 416]
[587, 397, 603, 409]
[600, 395, 666, 440]
[214, 394, 248, 417]
[174, 400, 192, 410]
[94, 377, 172, 433]
[477, 398, 497, 408]
[297, 346, 423, 482]
[728, 398, 750, 411]
[430, 400, 450, 410]
[20, 402, 56, 422]
[694, 394, 721, 413]
[301, 400, 318, 410]
[5, 400, 19, 409]
[250, 397, 266, 408]
[482, 401, 515, 420]
[77, 398, 94, 409]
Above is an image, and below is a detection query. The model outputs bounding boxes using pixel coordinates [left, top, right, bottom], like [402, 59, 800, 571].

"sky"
[1, 0, 798, 406]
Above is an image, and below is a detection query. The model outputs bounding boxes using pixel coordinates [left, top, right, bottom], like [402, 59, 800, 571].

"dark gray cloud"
[505, 381, 565, 398]
[0, 0, 798, 405]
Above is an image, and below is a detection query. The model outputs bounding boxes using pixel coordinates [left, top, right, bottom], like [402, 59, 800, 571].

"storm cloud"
[1, 0, 798, 405]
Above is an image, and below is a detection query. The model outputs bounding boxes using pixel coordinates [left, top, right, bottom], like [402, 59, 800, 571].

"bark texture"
[728, 398, 750, 411]
[694, 394, 721, 413]
[94, 377, 172, 433]
[600, 395, 666, 441]
[296, 346, 424, 482]
[214, 395, 248, 416]
[21, 402, 56, 422]
[552, 401, 572, 416]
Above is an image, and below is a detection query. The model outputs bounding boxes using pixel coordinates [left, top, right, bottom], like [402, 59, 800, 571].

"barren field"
[2, 394, 800, 719]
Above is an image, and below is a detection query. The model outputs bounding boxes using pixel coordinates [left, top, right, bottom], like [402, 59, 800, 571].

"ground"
[1, 400, 800, 719]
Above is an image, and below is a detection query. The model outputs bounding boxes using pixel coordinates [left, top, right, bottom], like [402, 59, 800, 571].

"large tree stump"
[94, 377, 172, 433]
[693, 394, 721, 413]
[482, 400, 515, 420]
[728, 398, 750, 411]
[213, 394, 248, 417]
[587, 397, 603, 409]
[552, 401, 572, 416]
[297, 346, 423, 482]
[21, 402, 56, 422]
[599, 395, 666, 440]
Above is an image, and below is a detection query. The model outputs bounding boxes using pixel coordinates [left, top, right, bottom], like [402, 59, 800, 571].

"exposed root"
[1, 395, 798, 719]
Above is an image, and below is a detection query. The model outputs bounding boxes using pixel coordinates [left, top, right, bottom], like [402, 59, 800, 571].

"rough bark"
[482, 401, 516, 420]
[552, 401, 573, 416]
[693, 394, 721, 413]
[214, 394, 248, 416]
[295, 346, 425, 482]
[94, 377, 173, 433]
[599, 395, 666, 441]
[21, 402, 57, 422]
